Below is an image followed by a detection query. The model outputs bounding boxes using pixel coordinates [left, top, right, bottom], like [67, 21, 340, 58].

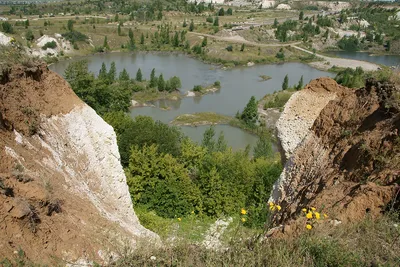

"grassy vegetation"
[106, 214, 399, 266]
[262, 90, 296, 111]
[259, 74, 272, 81]
[171, 112, 231, 126]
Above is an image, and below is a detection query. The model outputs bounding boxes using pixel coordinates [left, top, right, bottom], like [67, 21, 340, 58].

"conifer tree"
[136, 68, 143, 82]
[282, 74, 289, 90]
[158, 74, 165, 91]
[241, 96, 258, 126]
[108, 62, 116, 82]
[119, 68, 130, 81]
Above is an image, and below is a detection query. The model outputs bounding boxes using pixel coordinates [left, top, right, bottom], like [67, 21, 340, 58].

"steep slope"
[271, 78, 399, 230]
[0, 63, 156, 264]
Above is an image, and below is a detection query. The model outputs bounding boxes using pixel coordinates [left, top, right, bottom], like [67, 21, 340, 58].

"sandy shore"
[293, 45, 380, 71]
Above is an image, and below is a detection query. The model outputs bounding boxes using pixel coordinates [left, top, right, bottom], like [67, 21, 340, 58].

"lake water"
[50, 52, 334, 150]
[326, 51, 400, 67]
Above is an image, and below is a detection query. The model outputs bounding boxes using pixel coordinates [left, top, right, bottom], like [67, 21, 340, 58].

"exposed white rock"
[276, 4, 291, 10]
[260, 0, 276, 8]
[270, 79, 339, 202]
[202, 217, 233, 250]
[0, 32, 12, 46]
[39, 104, 156, 239]
[276, 89, 336, 160]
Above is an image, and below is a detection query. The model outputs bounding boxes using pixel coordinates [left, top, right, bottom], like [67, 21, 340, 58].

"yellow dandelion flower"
[276, 205, 282, 211]
[306, 224, 312, 230]
[269, 205, 276, 211]
[315, 212, 321, 220]
[241, 208, 247, 215]
[311, 207, 316, 211]
[177, 218, 182, 221]
[302, 208, 307, 212]
[191, 210, 195, 214]
[323, 214, 328, 218]
[241, 217, 246, 222]
[306, 212, 313, 219]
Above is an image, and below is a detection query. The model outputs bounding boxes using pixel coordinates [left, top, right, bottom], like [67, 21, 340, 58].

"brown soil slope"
[0, 64, 153, 264]
[272, 78, 399, 229]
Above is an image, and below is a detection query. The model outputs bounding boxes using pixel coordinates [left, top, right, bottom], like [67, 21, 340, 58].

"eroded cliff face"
[272, 78, 399, 230]
[0, 64, 156, 264]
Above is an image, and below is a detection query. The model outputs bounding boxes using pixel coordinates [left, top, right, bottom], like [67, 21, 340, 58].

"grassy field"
[171, 112, 232, 126]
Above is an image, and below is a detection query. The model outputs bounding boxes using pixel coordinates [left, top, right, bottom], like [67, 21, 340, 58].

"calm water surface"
[50, 52, 334, 150]
[326, 51, 400, 67]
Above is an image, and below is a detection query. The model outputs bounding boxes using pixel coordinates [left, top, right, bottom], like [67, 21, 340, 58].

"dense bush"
[61, 30, 88, 43]
[64, 60, 133, 114]
[334, 67, 365, 88]
[42, 41, 57, 50]
[275, 20, 297, 42]
[1, 21, 14, 34]
[337, 35, 361, 51]
[105, 111, 281, 219]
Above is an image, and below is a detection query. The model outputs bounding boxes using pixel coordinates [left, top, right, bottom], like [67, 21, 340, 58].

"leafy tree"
[189, 19, 195, 32]
[64, 60, 96, 108]
[136, 68, 143, 82]
[213, 17, 219, 26]
[182, 18, 187, 27]
[227, 8, 233, 16]
[1, 22, 14, 34]
[119, 68, 130, 81]
[112, 115, 184, 166]
[127, 144, 201, 218]
[334, 67, 365, 88]
[276, 48, 285, 59]
[253, 134, 273, 159]
[241, 96, 258, 126]
[158, 74, 165, 91]
[201, 36, 207, 47]
[25, 29, 34, 41]
[299, 11, 304, 21]
[67, 19, 74, 31]
[168, 76, 181, 91]
[338, 35, 361, 51]
[24, 19, 29, 28]
[206, 16, 213, 23]
[282, 74, 289, 90]
[218, 8, 225, 16]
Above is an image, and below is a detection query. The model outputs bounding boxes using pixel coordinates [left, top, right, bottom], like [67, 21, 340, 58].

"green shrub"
[42, 41, 57, 50]
[61, 30, 88, 43]
[226, 45, 233, 52]
[127, 144, 201, 218]
[193, 85, 203, 92]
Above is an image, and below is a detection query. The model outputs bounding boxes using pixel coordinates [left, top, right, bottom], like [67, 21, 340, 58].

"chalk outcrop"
[0, 63, 156, 264]
[271, 78, 399, 230]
